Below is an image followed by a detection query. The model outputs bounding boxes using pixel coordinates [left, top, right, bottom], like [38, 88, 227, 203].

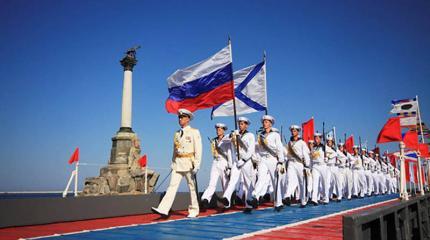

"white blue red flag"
[165, 45, 234, 113]
[211, 61, 267, 117]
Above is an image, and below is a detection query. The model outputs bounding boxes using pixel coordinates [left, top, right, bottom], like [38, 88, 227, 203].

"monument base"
[81, 131, 159, 196]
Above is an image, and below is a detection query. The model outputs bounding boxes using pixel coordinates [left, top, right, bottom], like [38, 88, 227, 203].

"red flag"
[419, 143, 429, 158]
[138, 155, 147, 168]
[414, 164, 418, 184]
[403, 131, 419, 150]
[68, 148, 79, 164]
[405, 160, 411, 182]
[345, 135, 354, 153]
[302, 118, 314, 143]
[376, 117, 402, 143]
[387, 153, 396, 166]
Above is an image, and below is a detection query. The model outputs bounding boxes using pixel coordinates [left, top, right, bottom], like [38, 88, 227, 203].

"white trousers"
[285, 161, 308, 205]
[312, 164, 330, 203]
[328, 165, 343, 200]
[352, 169, 367, 197]
[157, 170, 199, 215]
[223, 160, 254, 208]
[340, 167, 353, 199]
[202, 160, 229, 202]
[364, 170, 373, 195]
[253, 156, 285, 207]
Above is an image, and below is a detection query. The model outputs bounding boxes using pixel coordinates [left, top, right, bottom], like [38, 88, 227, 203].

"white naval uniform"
[253, 129, 285, 207]
[374, 159, 383, 195]
[326, 146, 342, 200]
[201, 135, 233, 202]
[222, 130, 255, 208]
[368, 157, 379, 195]
[387, 162, 396, 194]
[156, 125, 202, 216]
[350, 154, 366, 197]
[380, 160, 388, 194]
[362, 155, 373, 195]
[337, 150, 352, 199]
[284, 138, 311, 205]
[311, 144, 330, 203]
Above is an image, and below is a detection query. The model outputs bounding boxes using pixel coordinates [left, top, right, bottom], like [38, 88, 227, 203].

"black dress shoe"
[258, 196, 265, 205]
[220, 197, 230, 207]
[282, 197, 291, 206]
[201, 199, 210, 209]
[274, 206, 283, 212]
[246, 198, 258, 209]
[243, 208, 252, 214]
[310, 201, 318, 206]
[300, 204, 306, 208]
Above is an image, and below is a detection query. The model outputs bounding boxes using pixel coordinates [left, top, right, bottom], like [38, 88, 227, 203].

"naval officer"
[152, 108, 202, 218]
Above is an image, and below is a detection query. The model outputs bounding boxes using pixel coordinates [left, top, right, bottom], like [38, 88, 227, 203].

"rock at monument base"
[81, 131, 160, 196]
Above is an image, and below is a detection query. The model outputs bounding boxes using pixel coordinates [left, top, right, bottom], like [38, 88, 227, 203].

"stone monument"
[81, 47, 159, 196]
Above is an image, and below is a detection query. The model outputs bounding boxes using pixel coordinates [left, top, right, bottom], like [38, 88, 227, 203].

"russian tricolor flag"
[165, 45, 234, 113]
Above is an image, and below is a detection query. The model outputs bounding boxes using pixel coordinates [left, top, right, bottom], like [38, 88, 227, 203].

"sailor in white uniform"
[310, 132, 330, 205]
[361, 148, 373, 196]
[248, 115, 285, 211]
[367, 151, 378, 196]
[326, 137, 342, 201]
[350, 146, 366, 198]
[337, 143, 353, 200]
[201, 123, 233, 209]
[283, 125, 311, 207]
[220, 117, 255, 213]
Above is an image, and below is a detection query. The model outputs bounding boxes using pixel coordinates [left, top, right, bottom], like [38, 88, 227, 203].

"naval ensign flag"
[211, 61, 267, 117]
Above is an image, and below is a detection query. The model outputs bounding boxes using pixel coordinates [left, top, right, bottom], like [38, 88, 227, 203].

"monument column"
[119, 49, 138, 133]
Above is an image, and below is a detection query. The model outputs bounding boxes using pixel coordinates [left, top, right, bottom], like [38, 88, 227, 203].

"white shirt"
[326, 146, 337, 166]
[284, 138, 311, 166]
[350, 154, 363, 170]
[211, 135, 233, 167]
[311, 144, 326, 165]
[233, 130, 255, 162]
[257, 129, 284, 162]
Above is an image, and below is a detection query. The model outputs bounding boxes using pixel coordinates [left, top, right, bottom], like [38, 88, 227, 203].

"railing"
[343, 194, 430, 240]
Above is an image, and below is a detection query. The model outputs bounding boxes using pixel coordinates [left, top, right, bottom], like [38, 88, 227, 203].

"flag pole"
[228, 37, 241, 165]
[263, 51, 268, 115]
[74, 161, 79, 197]
[416, 95, 425, 195]
[399, 141, 409, 200]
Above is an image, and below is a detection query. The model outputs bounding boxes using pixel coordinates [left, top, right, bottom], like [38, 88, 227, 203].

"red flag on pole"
[138, 155, 147, 168]
[345, 135, 354, 153]
[405, 160, 411, 182]
[68, 148, 79, 164]
[376, 117, 402, 143]
[419, 143, 429, 158]
[403, 131, 419, 150]
[302, 118, 314, 143]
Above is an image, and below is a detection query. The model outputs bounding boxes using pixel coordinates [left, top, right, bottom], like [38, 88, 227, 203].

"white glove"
[233, 130, 239, 135]
[236, 159, 245, 168]
[192, 167, 199, 174]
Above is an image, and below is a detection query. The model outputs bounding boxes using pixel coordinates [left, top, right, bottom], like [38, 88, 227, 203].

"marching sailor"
[220, 117, 255, 212]
[368, 151, 379, 196]
[350, 146, 366, 198]
[201, 123, 233, 209]
[361, 148, 372, 196]
[283, 125, 311, 207]
[337, 143, 353, 200]
[151, 109, 202, 218]
[310, 132, 330, 205]
[326, 137, 342, 201]
[248, 115, 285, 211]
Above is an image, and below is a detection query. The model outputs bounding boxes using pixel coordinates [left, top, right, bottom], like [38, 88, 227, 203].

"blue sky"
[0, 0, 429, 191]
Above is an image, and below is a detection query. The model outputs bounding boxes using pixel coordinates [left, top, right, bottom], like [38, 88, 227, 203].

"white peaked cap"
[326, 136, 334, 141]
[290, 125, 301, 131]
[261, 115, 275, 124]
[237, 117, 251, 125]
[215, 123, 228, 130]
[178, 108, 193, 120]
[314, 132, 322, 137]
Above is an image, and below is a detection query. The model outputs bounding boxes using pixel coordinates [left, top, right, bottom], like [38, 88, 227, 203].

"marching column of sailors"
[203, 115, 399, 213]
[152, 109, 400, 218]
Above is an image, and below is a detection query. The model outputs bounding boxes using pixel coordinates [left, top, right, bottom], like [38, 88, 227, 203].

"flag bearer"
[310, 133, 330, 205]
[152, 109, 202, 218]
[201, 123, 233, 209]
[220, 117, 255, 213]
[248, 115, 285, 211]
[283, 125, 311, 207]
